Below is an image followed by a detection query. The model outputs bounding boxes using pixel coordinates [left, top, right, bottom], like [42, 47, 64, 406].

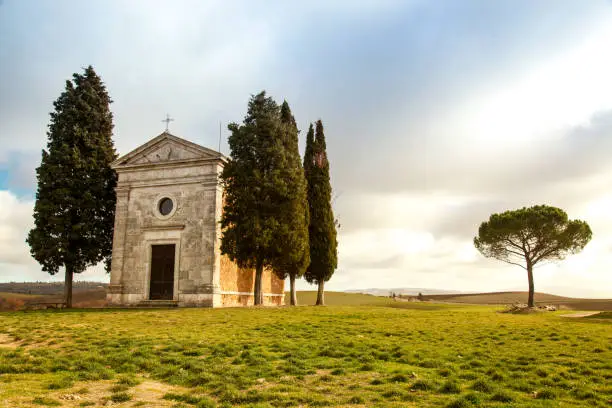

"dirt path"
[0, 333, 21, 348]
[560, 311, 601, 318]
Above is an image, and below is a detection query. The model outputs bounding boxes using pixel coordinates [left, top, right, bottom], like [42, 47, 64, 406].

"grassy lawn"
[287, 291, 394, 306]
[0, 296, 610, 407]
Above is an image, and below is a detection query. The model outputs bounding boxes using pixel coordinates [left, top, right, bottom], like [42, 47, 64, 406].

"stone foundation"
[220, 293, 285, 307]
[177, 293, 215, 307]
[106, 292, 215, 307]
[107, 293, 146, 306]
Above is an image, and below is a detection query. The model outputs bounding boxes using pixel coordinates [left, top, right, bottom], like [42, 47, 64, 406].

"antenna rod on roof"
[162, 114, 174, 132]
[219, 121, 222, 153]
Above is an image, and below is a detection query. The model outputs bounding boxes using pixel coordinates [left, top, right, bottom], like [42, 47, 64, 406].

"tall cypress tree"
[304, 120, 338, 305]
[27, 66, 117, 308]
[220, 91, 289, 305]
[271, 101, 309, 306]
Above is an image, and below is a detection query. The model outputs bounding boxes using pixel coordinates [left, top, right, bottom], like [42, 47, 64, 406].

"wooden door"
[149, 244, 175, 300]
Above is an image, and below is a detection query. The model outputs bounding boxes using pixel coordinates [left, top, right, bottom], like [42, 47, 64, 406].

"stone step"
[137, 300, 179, 308]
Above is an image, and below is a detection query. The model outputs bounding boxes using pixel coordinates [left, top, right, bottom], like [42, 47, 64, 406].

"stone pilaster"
[211, 164, 224, 306]
[109, 185, 130, 287]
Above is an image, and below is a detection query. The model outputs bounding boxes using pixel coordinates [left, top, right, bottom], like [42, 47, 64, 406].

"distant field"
[0, 281, 107, 297]
[291, 290, 612, 311]
[0, 300, 610, 407]
[414, 291, 612, 311]
[287, 290, 394, 306]
[2, 288, 609, 311]
[0, 289, 107, 310]
[2, 290, 391, 310]
[0, 292, 41, 300]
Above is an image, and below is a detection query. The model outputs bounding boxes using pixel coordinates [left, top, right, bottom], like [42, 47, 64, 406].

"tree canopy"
[270, 101, 310, 306]
[220, 91, 296, 305]
[304, 120, 338, 305]
[474, 205, 592, 307]
[27, 66, 117, 307]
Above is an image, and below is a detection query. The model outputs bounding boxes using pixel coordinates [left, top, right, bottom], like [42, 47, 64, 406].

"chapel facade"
[106, 132, 285, 307]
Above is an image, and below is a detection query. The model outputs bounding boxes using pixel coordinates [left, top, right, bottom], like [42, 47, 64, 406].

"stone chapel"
[106, 132, 285, 307]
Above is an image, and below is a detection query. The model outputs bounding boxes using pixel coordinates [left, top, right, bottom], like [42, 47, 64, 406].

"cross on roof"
[162, 114, 174, 131]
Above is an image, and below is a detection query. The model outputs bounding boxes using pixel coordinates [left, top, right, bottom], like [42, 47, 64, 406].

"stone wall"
[107, 137, 220, 307]
[221, 293, 284, 307]
[270, 269, 285, 296]
[219, 254, 285, 306]
[109, 179, 217, 305]
[108, 133, 286, 308]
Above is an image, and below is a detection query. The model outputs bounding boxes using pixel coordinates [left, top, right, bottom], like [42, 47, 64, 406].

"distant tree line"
[0, 282, 108, 296]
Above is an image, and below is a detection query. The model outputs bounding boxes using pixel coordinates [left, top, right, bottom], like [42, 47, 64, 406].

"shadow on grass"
[584, 311, 611, 319]
[16, 307, 185, 315]
[382, 302, 463, 311]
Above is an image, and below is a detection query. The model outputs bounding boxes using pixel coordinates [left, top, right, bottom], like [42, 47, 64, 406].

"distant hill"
[288, 291, 611, 310]
[0, 286, 108, 310]
[288, 291, 393, 306]
[413, 291, 612, 311]
[345, 288, 462, 296]
[0, 281, 107, 296]
[342, 289, 611, 311]
[1, 284, 609, 311]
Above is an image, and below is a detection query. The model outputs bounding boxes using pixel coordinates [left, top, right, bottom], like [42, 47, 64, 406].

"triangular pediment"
[113, 132, 223, 168]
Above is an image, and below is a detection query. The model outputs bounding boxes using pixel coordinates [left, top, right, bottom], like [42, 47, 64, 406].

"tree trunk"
[289, 273, 297, 306]
[64, 264, 73, 308]
[527, 262, 535, 308]
[316, 280, 325, 306]
[254, 260, 264, 306]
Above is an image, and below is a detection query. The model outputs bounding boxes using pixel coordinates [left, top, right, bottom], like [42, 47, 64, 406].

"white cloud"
[0, 190, 34, 266]
[0, 190, 108, 282]
[450, 21, 612, 150]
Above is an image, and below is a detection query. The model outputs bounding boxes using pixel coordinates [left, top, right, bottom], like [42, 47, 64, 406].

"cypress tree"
[27, 66, 117, 308]
[220, 91, 289, 305]
[271, 101, 309, 306]
[304, 120, 338, 305]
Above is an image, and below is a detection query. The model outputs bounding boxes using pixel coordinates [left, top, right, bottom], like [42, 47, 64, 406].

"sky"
[1, 0, 612, 298]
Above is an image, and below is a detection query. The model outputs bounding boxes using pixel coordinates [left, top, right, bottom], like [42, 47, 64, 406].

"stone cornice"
[117, 175, 219, 189]
[107, 284, 123, 294]
[115, 186, 131, 196]
[140, 224, 186, 231]
[115, 156, 225, 173]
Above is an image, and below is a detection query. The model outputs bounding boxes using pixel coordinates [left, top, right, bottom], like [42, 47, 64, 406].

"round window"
[158, 197, 174, 216]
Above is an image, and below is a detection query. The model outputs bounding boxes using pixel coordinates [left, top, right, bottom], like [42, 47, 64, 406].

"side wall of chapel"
[218, 255, 286, 306]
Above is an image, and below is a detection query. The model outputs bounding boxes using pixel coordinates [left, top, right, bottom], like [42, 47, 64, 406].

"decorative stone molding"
[221, 291, 285, 297]
[153, 192, 179, 220]
[141, 224, 186, 232]
[107, 284, 123, 294]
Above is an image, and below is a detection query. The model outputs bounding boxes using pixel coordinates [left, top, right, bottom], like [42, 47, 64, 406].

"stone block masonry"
[107, 132, 285, 308]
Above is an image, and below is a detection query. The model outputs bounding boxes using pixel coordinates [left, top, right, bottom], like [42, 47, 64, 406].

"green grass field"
[287, 291, 394, 306]
[0, 293, 610, 407]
